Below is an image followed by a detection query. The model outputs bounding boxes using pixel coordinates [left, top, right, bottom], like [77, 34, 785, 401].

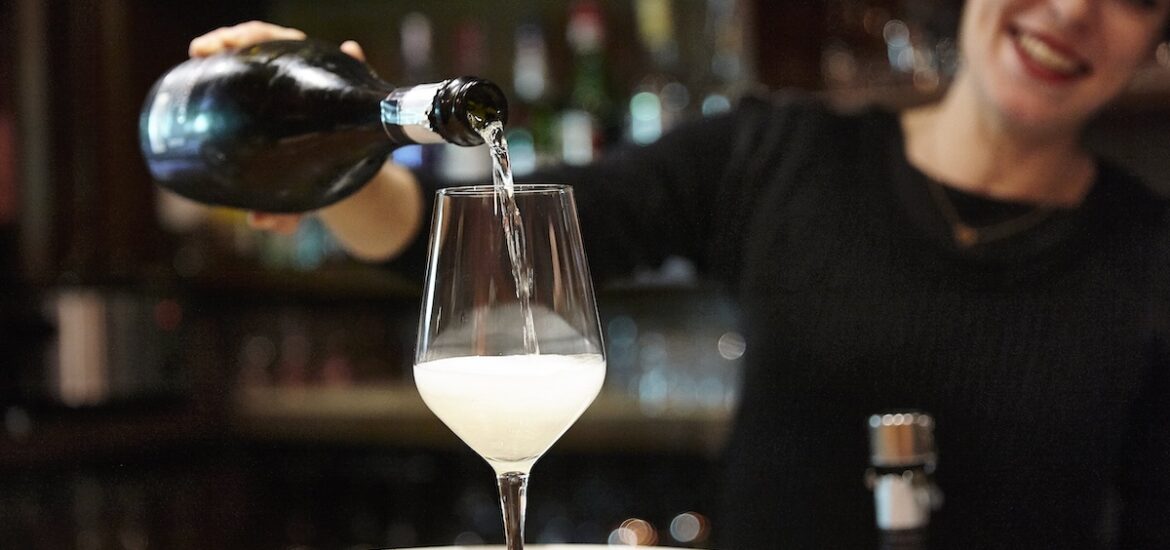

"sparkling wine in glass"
[414, 184, 606, 549]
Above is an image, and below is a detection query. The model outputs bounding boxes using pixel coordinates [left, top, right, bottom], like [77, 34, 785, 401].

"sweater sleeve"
[524, 108, 743, 284]
[522, 94, 820, 287]
[379, 113, 744, 285]
[385, 94, 824, 287]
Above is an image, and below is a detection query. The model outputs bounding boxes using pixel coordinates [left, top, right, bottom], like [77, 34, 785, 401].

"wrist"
[317, 163, 423, 262]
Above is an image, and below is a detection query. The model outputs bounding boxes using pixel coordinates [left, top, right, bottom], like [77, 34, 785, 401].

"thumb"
[340, 40, 366, 62]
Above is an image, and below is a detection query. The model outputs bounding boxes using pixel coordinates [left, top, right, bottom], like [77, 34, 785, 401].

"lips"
[1010, 27, 1091, 82]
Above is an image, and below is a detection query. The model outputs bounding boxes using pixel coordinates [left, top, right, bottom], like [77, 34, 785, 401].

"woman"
[190, 1, 1170, 547]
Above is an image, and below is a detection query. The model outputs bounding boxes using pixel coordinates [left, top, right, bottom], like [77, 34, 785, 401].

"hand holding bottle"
[149, 20, 505, 260]
[187, 21, 367, 236]
[189, 20, 309, 58]
[164, 21, 435, 261]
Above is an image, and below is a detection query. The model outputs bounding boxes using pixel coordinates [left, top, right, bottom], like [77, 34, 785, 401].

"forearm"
[316, 162, 424, 262]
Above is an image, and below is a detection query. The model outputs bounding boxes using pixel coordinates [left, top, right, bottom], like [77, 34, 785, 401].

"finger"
[189, 21, 306, 57]
[223, 21, 306, 47]
[247, 212, 303, 235]
[189, 26, 233, 57]
[217, 22, 306, 51]
[340, 40, 367, 61]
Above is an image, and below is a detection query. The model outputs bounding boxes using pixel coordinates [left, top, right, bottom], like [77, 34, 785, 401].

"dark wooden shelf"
[176, 264, 421, 303]
[232, 386, 731, 457]
[0, 405, 220, 469]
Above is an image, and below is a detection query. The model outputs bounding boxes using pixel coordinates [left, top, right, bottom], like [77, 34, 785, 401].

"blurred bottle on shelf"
[400, 12, 437, 84]
[628, 0, 689, 145]
[601, 290, 743, 416]
[560, 0, 612, 166]
[232, 305, 407, 391]
[4, 288, 189, 410]
[319, 329, 355, 387]
[819, 0, 866, 89]
[275, 313, 312, 388]
[437, 21, 493, 183]
[699, 0, 752, 116]
[899, 0, 961, 91]
[392, 12, 439, 173]
[819, 0, 957, 94]
[508, 21, 556, 176]
[237, 332, 277, 390]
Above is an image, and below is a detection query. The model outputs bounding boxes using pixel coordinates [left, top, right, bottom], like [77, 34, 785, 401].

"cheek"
[1085, 45, 1149, 111]
[1102, 33, 1156, 79]
[1104, 8, 1167, 66]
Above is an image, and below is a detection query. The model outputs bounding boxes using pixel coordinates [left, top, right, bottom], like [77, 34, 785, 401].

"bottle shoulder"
[152, 39, 392, 99]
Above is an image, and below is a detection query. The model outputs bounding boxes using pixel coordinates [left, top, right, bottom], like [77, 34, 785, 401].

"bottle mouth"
[443, 77, 509, 146]
[438, 184, 569, 197]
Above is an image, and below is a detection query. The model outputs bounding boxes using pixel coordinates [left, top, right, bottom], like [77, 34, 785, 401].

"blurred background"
[1, 1, 1169, 548]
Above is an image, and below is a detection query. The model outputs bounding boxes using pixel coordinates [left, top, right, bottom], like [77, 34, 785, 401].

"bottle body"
[139, 40, 506, 213]
[866, 412, 942, 550]
[560, 0, 611, 166]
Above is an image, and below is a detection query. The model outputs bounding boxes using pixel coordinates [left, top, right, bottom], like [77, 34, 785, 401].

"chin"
[999, 100, 1072, 130]
[984, 81, 1099, 134]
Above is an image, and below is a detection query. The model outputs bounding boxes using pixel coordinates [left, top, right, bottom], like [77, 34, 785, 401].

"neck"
[901, 76, 1096, 208]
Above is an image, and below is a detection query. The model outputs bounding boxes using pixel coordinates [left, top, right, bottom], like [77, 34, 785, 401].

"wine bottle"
[139, 39, 508, 213]
[560, 0, 611, 166]
[392, 12, 438, 172]
[437, 20, 492, 183]
[865, 412, 942, 550]
[629, 0, 688, 145]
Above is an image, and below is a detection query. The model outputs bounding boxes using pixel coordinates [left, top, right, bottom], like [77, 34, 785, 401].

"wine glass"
[414, 184, 606, 550]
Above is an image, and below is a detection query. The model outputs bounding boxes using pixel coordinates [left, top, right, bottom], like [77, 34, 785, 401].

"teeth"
[1016, 33, 1081, 74]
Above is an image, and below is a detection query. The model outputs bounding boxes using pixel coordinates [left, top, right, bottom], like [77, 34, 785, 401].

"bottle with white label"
[865, 411, 943, 550]
[139, 39, 507, 212]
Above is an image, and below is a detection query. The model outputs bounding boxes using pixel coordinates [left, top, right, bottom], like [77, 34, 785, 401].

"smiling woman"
[955, 0, 1170, 133]
[171, 3, 1170, 547]
[900, 0, 1170, 209]
[138, 4, 1170, 549]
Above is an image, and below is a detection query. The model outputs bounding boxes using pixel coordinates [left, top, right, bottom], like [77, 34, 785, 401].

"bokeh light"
[669, 511, 710, 544]
[717, 331, 746, 360]
[607, 517, 658, 546]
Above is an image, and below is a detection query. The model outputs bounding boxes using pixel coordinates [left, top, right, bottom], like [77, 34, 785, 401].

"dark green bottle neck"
[379, 77, 509, 147]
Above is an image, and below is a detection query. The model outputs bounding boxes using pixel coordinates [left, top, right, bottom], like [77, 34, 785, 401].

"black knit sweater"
[535, 96, 1170, 549]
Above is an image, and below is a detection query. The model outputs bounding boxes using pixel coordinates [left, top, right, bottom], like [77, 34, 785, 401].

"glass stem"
[497, 471, 529, 550]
